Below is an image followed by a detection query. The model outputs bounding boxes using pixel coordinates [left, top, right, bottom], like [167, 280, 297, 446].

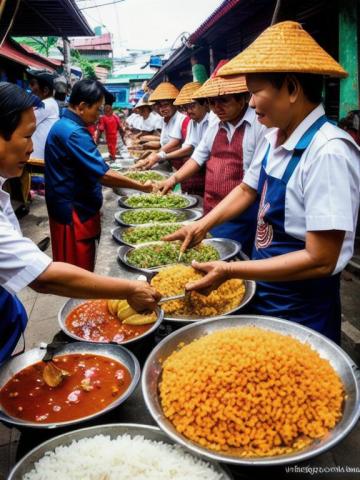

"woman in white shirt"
[0, 82, 160, 363]
[167, 22, 360, 344]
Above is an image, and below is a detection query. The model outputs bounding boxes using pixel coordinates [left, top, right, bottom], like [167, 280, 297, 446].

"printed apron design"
[252, 115, 341, 343]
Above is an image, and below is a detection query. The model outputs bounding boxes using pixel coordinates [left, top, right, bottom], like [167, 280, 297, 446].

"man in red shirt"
[97, 104, 123, 161]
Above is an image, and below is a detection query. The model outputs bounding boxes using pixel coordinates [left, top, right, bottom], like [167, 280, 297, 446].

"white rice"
[22, 434, 224, 480]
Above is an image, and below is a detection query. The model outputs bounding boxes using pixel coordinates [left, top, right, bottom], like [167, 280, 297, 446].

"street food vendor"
[166, 22, 360, 344]
[134, 94, 162, 133]
[0, 81, 161, 363]
[97, 103, 124, 162]
[141, 82, 213, 196]
[45, 80, 154, 271]
[159, 64, 267, 255]
[135, 82, 187, 166]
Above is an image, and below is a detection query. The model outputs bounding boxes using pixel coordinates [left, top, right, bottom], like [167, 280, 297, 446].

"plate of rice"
[142, 315, 360, 466]
[9, 423, 232, 480]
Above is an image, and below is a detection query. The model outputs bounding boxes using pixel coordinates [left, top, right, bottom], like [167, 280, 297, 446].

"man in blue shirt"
[45, 80, 152, 271]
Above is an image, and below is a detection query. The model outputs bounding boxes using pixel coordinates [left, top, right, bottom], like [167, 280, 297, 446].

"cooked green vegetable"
[121, 209, 186, 225]
[124, 171, 165, 183]
[127, 242, 220, 268]
[124, 193, 190, 209]
[122, 224, 181, 244]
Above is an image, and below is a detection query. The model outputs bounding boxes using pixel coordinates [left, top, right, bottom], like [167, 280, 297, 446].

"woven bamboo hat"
[174, 82, 201, 105]
[149, 82, 179, 102]
[218, 21, 347, 78]
[192, 60, 248, 99]
[134, 93, 153, 109]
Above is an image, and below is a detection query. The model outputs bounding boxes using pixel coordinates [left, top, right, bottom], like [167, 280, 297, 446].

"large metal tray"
[142, 315, 360, 466]
[8, 423, 233, 480]
[112, 169, 171, 196]
[58, 298, 164, 345]
[111, 222, 195, 247]
[0, 342, 140, 429]
[117, 238, 241, 273]
[118, 192, 198, 209]
[114, 208, 203, 227]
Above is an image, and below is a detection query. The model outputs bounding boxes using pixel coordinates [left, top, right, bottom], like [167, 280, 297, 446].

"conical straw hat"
[192, 74, 247, 99]
[149, 82, 179, 102]
[134, 93, 153, 108]
[174, 82, 201, 105]
[218, 21, 347, 78]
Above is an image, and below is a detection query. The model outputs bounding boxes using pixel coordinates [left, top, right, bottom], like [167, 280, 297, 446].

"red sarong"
[49, 210, 101, 272]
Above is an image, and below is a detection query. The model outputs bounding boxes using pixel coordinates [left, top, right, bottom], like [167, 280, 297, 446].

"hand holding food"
[186, 260, 230, 295]
[134, 153, 158, 170]
[126, 280, 161, 311]
[163, 221, 207, 253]
[107, 299, 156, 325]
[156, 176, 177, 195]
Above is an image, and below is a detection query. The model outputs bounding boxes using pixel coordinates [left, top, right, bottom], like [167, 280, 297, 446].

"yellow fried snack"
[107, 299, 156, 325]
[151, 265, 245, 317]
[160, 327, 345, 457]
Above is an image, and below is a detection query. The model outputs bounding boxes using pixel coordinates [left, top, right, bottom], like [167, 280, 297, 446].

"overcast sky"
[77, 0, 223, 55]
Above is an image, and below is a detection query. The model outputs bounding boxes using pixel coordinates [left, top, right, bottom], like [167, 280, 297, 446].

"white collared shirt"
[31, 97, 59, 160]
[244, 104, 360, 274]
[160, 110, 186, 146]
[0, 177, 52, 295]
[183, 112, 215, 149]
[126, 113, 141, 128]
[192, 106, 267, 172]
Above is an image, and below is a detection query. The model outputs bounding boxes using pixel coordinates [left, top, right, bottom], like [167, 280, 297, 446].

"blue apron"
[210, 200, 259, 257]
[0, 286, 28, 363]
[251, 115, 341, 344]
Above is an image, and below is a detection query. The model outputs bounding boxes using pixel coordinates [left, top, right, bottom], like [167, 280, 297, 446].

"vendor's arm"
[30, 262, 160, 311]
[164, 182, 257, 252]
[101, 169, 153, 192]
[135, 138, 181, 170]
[187, 229, 345, 293]
[156, 158, 200, 194]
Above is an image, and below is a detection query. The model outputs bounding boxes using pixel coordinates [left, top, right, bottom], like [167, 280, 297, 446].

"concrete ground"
[0, 192, 360, 479]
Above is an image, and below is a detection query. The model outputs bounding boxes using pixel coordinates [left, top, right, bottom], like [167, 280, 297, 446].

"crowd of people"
[0, 20, 360, 363]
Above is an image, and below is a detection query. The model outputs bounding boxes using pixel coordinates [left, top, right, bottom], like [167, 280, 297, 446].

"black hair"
[196, 98, 207, 106]
[69, 79, 105, 107]
[36, 76, 53, 93]
[255, 73, 323, 104]
[0, 82, 43, 140]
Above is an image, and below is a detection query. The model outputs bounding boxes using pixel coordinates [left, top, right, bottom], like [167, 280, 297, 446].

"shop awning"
[0, 0, 93, 38]
[0, 38, 59, 71]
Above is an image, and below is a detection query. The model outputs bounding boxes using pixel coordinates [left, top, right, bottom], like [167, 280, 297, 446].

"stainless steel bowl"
[142, 315, 360, 466]
[114, 208, 203, 227]
[58, 298, 163, 345]
[148, 270, 255, 323]
[111, 222, 195, 247]
[8, 423, 233, 480]
[118, 192, 198, 209]
[117, 238, 241, 273]
[113, 170, 171, 196]
[0, 342, 140, 429]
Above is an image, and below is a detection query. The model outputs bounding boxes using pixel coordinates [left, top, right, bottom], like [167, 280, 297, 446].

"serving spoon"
[41, 342, 70, 388]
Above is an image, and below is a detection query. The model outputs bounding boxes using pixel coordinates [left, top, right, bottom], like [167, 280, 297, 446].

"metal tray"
[8, 423, 233, 480]
[113, 170, 171, 196]
[148, 273, 256, 324]
[111, 222, 195, 247]
[118, 192, 198, 209]
[114, 208, 203, 227]
[117, 238, 241, 273]
[142, 315, 360, 466]
[58, 298, 164, 345]
[0, 342, 140, 429]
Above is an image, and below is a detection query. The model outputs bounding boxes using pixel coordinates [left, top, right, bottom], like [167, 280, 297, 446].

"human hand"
[153, 176, 177, 194]
[185, 260, 230, 295]
[163, 221, 207, 253]
[127, 280, 161, 312]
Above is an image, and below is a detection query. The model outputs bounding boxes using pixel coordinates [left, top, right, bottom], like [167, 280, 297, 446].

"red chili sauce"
[65, 300, 151, 343]
[0, 353, 131, 423]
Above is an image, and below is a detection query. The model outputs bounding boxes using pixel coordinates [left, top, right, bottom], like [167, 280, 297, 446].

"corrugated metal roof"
[1, 0, 93, 38]
[0, 38, 58, 71]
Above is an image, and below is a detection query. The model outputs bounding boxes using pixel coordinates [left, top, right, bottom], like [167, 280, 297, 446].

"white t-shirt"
[244, 104, 360, 274]
[126, 113, 141, 128]
[0, 178, 52, 295]
[183, 111, 217, 149]
[31, 97, 59, 160]
[138, 112, 162, 132]
[160, 110, 186, 147]
[192, 106, 267, 172]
